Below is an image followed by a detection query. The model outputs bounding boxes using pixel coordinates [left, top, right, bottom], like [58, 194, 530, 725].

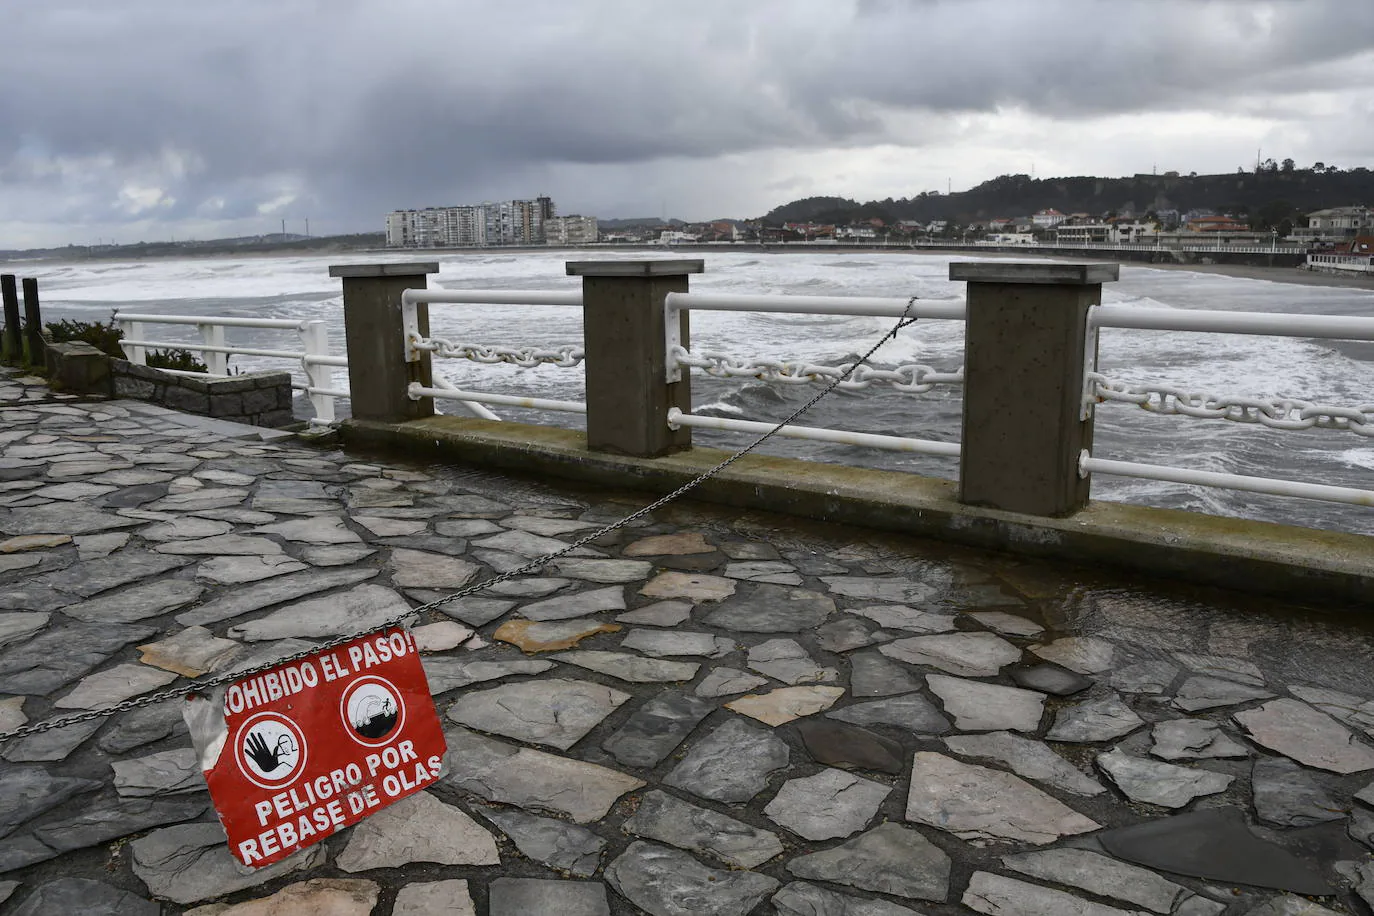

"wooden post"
[0, 275, 19, 364]
[22, 278, 43, 365]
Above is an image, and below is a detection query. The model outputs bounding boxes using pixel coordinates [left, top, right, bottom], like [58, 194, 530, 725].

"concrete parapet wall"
[109, 360, 295, 427]
[343, 414, 1374, 608]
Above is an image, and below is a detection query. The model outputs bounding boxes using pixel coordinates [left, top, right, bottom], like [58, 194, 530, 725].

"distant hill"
[761, 168, 1374, 229]
[0, 232, 386, 263]
[597, 217, 685, 229]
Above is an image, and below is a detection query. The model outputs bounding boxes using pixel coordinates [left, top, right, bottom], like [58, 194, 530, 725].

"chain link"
[1089, 372, 1374, 438]
[414, 339, 584, 369]
[0, 298, 921, 745]
[674, 348, 962, 393]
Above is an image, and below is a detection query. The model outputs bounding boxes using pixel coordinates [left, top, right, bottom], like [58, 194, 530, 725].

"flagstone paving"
[2, 368, 1374, 913]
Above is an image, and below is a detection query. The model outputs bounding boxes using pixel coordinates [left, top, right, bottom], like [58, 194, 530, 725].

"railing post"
[952, 262, 1119, 516]
[300, 320, 336, 423]
[199, 323, 229, 376]
[328, 262, 438, 423]
[122, 320, 148, 365]
[0, 275, 19, 364]
[21, 278, 43, 365]
[566, 259, 701, 457]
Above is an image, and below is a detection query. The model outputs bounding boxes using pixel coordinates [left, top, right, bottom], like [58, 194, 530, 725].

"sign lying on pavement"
[185, 627, 446, 867]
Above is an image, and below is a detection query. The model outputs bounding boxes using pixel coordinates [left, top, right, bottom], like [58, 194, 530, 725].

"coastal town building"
[545, 215, 599, 245]
[1291, 206, 1373, 245]
[1185, 215, 1250, 233]
[1053, 218, 1159, 245]
[385, 197, 555, 247]
[1031, 208, 1067, 228]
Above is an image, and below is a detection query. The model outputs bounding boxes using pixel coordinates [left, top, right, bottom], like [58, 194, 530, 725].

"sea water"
[27, 249, 1374, 535]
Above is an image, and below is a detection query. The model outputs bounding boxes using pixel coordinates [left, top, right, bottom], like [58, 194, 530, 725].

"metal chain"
[414, 340, 585, 369]
[1089, 372, 1374, 438]
[0, 298, 921, 745]
[674, 348, 962, 393]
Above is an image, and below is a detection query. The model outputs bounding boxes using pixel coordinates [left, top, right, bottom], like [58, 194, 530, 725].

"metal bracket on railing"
[1080, 305, 1101, 421]
[664, 292, 685, 383]
[401, 289, 423, 362]
[1077, 449, 1092, 479]
[300, 321, 336, 423]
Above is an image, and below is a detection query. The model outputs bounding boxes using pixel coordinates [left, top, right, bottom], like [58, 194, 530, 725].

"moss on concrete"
[342, 415, 1374, 609]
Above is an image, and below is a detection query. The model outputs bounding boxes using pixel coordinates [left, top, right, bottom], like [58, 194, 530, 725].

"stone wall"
[110, 360, 296, 427]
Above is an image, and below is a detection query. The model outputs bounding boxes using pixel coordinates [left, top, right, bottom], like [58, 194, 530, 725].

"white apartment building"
[1031, 209, 1068, 228]
[386, 197, 556, 247]
[545, 215, 599, 246]
[1054, 220, 1159, 245]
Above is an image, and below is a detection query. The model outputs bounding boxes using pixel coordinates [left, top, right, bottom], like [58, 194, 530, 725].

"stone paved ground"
[1, 364, 1373, 915]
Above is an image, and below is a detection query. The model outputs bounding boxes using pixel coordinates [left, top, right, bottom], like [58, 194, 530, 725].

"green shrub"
[45, 317, 125, 358]
[146, 348, 209, 373]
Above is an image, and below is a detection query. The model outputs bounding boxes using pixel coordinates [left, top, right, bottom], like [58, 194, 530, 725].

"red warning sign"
[192, 627, 446, 867]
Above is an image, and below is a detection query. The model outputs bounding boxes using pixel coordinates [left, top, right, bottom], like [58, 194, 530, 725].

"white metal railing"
[967, 241, 1306, 254]
[1306, 254, 1374, 273]
[662, 291, 966, 455]
[400, 287, 585, 419]
[1082, 304, 1374, 505]
[112, 313, 343, 423]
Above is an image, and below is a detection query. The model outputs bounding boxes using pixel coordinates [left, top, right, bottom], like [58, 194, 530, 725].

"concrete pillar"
[0, 275, 19, 364]
[21, 279, 43, 364]
[566, 259, 703, 457]
[328, 263, 438, 423]
[952, 261, 1119, 516]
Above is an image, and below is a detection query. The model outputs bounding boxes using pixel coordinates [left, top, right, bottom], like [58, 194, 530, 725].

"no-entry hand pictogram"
[189, 627, 447, 867]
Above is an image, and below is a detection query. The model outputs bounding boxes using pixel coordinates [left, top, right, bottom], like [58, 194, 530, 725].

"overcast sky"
[3, 0, 1372, 247]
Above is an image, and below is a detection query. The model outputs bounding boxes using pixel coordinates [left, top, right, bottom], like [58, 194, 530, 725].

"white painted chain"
[413, 339, 584, 369]
[1088, 372, 1374, 437]
[673, 347, 963, 393]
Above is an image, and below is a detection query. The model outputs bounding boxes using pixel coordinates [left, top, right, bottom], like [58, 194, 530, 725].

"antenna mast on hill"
[281, 219, 286, 238]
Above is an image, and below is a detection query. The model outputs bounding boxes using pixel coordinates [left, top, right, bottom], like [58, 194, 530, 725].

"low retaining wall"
[343, 414, 1374, 609]
[43, 340, 295, 428]
[111, 361, 295, 427]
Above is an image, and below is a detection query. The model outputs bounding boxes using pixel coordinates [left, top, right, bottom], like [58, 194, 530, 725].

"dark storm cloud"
[1, 0, 1372, 243]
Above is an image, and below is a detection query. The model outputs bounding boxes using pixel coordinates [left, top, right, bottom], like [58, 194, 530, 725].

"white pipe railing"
[403, 289, 583, 307]
[664, 291, 966, 320]
[112, 313, 342, 423]
[1090, 305, 1374, 340]
[111, 313, 316, 330]
[408, 383, 586, 414]
[400, 288, 585, 422]
[1084, 302, 1374, 506]
[390, 276, 1374, 513]
[1080, 453, 1374, 508]
[669, 408, 960, 457]
[659, 290, 966, 461]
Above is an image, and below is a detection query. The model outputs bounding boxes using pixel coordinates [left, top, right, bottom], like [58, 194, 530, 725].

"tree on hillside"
[1281, 158, 1295, 172]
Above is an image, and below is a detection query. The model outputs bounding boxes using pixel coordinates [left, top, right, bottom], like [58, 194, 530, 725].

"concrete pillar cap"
[566, 260, 705, 277]
[328, 263, 440, 278]
[950, 262, 1119, 284]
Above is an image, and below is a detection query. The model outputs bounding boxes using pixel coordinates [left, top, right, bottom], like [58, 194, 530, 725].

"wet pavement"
[1, 364, 1374, 915]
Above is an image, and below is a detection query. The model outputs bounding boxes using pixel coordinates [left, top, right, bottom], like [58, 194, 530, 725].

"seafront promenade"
[2, 366, 1374, 915]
